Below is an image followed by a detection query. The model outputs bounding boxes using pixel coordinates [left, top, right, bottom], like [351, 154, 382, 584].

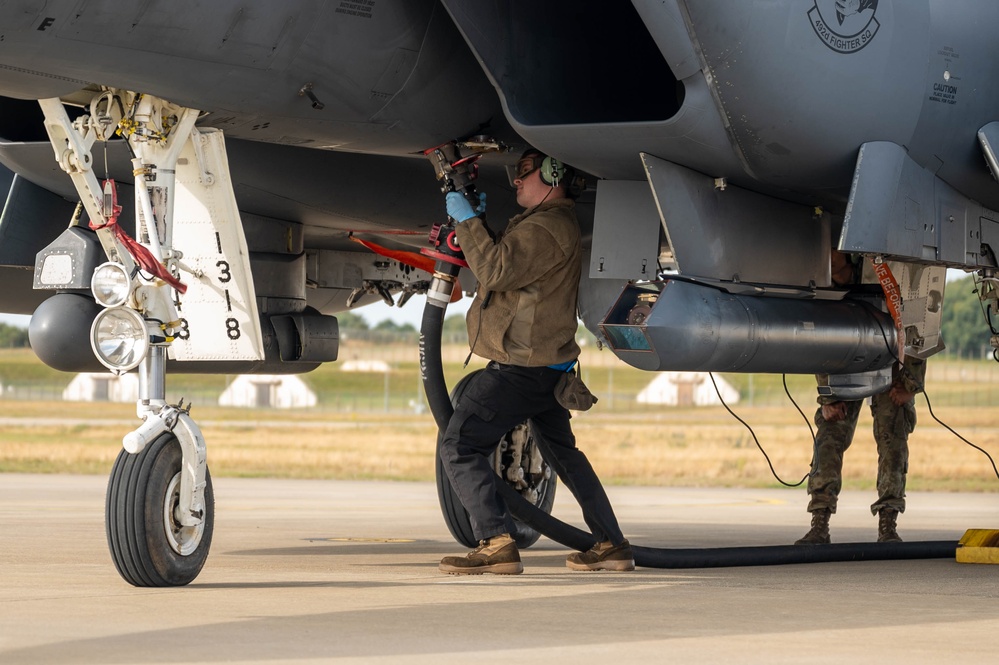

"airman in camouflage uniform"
[796, 356, 926, 544]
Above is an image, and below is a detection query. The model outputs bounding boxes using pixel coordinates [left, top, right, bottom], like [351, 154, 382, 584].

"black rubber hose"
[419, 301, 452, 433]
[419, 293, 958, 567]
[631, 540, 957, 568]
[420, 289, 597, 553]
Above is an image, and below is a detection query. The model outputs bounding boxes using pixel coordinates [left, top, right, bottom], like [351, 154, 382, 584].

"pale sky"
[354, 293, 471, 328]
[0, 312, 29, 328]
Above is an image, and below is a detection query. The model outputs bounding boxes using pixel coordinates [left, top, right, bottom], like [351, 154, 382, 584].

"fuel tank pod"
[599, 280, 897, 375]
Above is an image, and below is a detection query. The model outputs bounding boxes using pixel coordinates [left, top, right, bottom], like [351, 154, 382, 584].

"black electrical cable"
[923, 391, 999, 480]
[783, 374, 816, 442]
[708, 372, 807, 488]
[973, 274, 999, 335]
[972, 274, 999, 362]
[783, 373, 818, 479]
[865, 301, 999, 481]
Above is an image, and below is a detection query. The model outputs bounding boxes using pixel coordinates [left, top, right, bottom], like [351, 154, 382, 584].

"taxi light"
[91, 262, 131, 308]
[90, 307, 149, 372]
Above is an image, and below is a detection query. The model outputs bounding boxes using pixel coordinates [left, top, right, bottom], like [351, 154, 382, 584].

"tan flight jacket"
[455, 198, 581, 367]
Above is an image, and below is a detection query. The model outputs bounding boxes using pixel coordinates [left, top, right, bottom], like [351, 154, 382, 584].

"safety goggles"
[506, 155, 544, 186]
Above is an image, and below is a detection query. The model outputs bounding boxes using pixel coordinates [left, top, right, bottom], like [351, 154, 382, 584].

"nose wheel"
[105, 433, 214, 586]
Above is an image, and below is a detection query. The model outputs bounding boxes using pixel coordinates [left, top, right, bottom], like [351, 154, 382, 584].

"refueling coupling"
[427, 271, 459, 310]
[421, 139, 486, 271]
[419, 137, 484, 378]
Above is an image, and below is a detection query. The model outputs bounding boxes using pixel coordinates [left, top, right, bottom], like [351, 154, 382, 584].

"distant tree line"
[336, 311, 468, 344]
[940, 275, 994, 358]
[0, 323, 29, 348]
[0, 311, 467, 348]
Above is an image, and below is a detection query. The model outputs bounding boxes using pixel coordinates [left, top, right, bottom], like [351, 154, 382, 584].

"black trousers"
[439, 361, 625, 544]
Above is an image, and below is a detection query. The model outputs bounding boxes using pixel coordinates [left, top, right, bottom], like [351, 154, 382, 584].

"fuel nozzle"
[421, 138, 505, 271]
[424, 136, 505, 201]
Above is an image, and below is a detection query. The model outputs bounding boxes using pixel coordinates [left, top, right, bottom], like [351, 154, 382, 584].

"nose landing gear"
[106, 433, 214, 587]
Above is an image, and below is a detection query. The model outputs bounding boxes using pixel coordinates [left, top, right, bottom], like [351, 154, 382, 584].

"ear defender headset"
[540, 156, 567, 187]
[513, 151, 579, 195]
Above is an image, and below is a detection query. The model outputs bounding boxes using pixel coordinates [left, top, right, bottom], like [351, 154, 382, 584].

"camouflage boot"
[795, 509, 831, 545]
[878, 509, 902, 543]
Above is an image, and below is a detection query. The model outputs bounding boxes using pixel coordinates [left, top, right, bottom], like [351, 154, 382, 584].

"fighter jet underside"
[1, 0, 997, 584]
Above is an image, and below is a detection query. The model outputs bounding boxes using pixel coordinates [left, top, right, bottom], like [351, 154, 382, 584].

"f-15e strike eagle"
[0, 1, 994, 585]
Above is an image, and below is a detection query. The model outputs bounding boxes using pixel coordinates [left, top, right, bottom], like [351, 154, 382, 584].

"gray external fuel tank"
[600, 280, 898, 375]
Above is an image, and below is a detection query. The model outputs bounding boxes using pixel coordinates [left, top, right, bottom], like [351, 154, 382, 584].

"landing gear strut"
[39, 89, 262, 585]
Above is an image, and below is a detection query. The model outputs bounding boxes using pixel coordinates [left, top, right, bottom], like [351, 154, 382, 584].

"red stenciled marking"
[869, 259, 904, 362]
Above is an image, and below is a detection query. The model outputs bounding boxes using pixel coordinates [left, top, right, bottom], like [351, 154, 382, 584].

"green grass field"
[2, 346, 999, 491]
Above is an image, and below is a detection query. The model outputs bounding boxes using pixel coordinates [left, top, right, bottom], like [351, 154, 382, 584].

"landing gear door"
[168, 129, 263, 362]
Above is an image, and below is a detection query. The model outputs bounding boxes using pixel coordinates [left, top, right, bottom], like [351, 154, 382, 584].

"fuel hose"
[419, 265, 958, 567]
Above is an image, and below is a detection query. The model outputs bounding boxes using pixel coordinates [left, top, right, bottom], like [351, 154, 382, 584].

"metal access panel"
[841, 141, 997, 268]
[589, 180, 662, 280]
[858, 260, 947, 359]
[0, 173, 76, 267]
[32, 226, 104, 290]
[641, 153, 829, 287]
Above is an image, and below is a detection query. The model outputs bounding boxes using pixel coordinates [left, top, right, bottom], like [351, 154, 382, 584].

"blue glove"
[446, 191, 485, 223]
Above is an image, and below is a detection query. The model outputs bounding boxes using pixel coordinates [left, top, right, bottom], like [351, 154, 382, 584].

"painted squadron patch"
[808, 0, 880, 53]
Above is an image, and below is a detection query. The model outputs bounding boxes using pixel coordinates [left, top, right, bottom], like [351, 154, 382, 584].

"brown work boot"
[439, 533, 523, 575]
[878, 509, 902, 543]
[795, 509, 831, 545]
[566, 539, 635, 571]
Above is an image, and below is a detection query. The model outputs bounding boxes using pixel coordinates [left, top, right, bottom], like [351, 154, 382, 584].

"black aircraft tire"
[105, 434, 214, 587]
[434, 370, 557, 550]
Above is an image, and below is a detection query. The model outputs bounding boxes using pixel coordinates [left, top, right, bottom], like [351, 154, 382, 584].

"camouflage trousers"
[805, 393, 915, 515]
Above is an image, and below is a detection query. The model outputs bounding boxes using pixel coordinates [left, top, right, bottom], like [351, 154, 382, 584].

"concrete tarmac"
[1, 473, 997, 664]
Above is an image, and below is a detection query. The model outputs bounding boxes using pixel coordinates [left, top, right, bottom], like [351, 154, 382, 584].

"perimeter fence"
[3, 342, 999, 414]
